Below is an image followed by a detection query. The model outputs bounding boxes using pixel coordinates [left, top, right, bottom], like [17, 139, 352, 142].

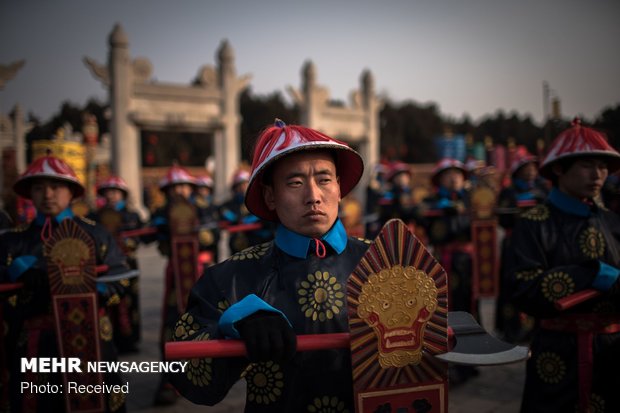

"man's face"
[516, 162, 538, 182]
[167, 183, 193, 200]
[555, 158, 608, 200]
[30, 178, 73, 216]
[234, 181, 249, 196]
[103, 188, 124, 206]
[438, 168, 464, 192]
[393, 172, 411, 188]
[263, 151, 341, 238]
[197, 186, 211, 197]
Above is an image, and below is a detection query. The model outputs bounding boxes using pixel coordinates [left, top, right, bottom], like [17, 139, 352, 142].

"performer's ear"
[263, 185, 276, 211]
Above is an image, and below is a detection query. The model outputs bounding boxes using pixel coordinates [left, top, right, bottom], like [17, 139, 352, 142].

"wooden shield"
[348, 219, 449, 413]
[97, 207, 123, 236]
[45, 219, 104, 413]
[169, 199, 201, 313]
[470, 186, 499, 299]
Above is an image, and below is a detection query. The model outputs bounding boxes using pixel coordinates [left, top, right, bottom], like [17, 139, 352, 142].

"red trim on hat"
[540, 120, 620, 179]
[251, 125, 348, 172]
[245, 124, 364, 221]
[14, 154, 84, 199]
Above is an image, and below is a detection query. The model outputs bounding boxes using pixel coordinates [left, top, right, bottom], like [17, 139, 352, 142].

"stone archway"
[84, 24, 250, 217]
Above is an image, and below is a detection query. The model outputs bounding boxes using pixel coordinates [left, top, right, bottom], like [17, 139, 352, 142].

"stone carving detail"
[194, 65, 218, 88]
[83, 57, 109, 87]
[133, 58, 153, 83]
[0, 59, 26, 90]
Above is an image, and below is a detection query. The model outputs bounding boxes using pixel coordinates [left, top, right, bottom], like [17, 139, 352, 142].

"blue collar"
[548, 187, 592, 217]
[35, 208, 74, 226]
[275, 219, 348, 259]
[113, 199, 126, 211]
[513, 178, 533, 192]
[438, 186, 464, 199]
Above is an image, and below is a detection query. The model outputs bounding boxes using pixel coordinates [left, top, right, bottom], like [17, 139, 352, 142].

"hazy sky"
[1, 0, 619, 125]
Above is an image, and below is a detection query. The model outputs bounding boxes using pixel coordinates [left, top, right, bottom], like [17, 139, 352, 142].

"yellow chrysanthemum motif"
[521, 205, 549, 221]
[579, 227, 606, 259]
[186, 332, 213, 387]
[575, 393, 605, 413]
[355, 237, 372, 245]
[230, 242, 270, 261]
[542, 272, 575, 302]
[99, 315, 113, 341]
[243, 361, 284, 405]
[298, 271, 345, 322]
[516, 268, 543, 281]
[174, 313, 201, 340]
[217, 299, 230, 313]
[307, 396, 350, 413]
[536, 352, 566, 384]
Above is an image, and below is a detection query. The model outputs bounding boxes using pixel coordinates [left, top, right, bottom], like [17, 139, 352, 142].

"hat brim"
[539, 151, 620, 180]
[14, 175, 85, 199]
[97, 186, 129, 197]
[245, 144, 364, 221]
[159, 180, 198, 190]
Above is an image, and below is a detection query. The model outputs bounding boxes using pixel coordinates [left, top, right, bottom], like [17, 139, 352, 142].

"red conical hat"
[540, 118, 620, 179]
[510, 146, 538, 176]
[158, 165, 197, 189]
[246, 119, 364, 221]
[431, 158, 467, 186]
[386, 161, 411, 182]
[13, 150, 84, 199]
[231, 169, 250, 188]
[97, 175, 129, 196]
[196, 175, 214, 189]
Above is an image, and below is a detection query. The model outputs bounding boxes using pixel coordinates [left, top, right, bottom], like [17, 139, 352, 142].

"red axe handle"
[119, 227, 158, 238]
[223, 222, 262, 233]
[555, 289, 601, 311]
[1, 265, 109, 292]
[0, 283, 24, 293]
[165, 332, 350, 359]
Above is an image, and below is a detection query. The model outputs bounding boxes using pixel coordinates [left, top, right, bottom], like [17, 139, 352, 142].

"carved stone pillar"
[108, 24, 146, 218]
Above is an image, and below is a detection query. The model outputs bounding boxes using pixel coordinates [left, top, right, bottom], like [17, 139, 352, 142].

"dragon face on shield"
[49, 239, 91, 285]
[357, 264, 438, 368]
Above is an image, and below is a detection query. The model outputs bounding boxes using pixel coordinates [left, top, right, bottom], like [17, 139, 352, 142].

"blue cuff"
[151, 216, 167, 226]
[592, 261, 620, 291]
[436, 198, 454, 209]
[242, 214, 260, 224]
[218, 294, 290, 338]
[8, 255, 37, 282]
[222, 210, 237, 222]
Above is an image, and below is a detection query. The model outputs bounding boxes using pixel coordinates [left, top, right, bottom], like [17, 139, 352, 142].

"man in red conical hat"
[92, 175, 144, 354]
[510, 119, 620, 412]
[0, 151, 132, 412]
[495, 147, 548, 343]
[415, 157, 480, 385]
[192, 174, 221, 263]
[169, 119, 369, 411]
[218, 166, 276, 255]
[144, 163, 222, 405]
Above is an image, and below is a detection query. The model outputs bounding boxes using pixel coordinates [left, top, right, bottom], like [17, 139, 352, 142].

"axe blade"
[435, 311, 530, 366]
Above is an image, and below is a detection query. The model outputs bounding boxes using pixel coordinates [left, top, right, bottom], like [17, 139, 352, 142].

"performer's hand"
[20, 268, 49, 292]
[235, 310, 297, 363]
